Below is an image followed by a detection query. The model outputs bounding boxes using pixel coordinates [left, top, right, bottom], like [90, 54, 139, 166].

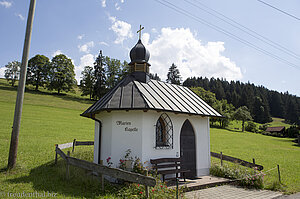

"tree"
[119, 60, 130, 81]
[27, 54, 50, 90]
[79, 66, 95, 99]
[233, 106, 252, 132]
[4, 61, 21, 86]
[105, 56, 121, 89]
[252, 96, 272, 124]
[149, 73, 161, 81]
[93, 50, 106, 100]
[47, 54, 76, 94]
[213, 99, 235, 128]
[166, 63, 181, 85]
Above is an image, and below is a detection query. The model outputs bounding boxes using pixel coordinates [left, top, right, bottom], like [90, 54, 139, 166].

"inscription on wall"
[116, 121, 138, 132]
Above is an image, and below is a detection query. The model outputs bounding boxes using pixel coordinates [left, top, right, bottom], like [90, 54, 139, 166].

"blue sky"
[1, 0, 300, 96]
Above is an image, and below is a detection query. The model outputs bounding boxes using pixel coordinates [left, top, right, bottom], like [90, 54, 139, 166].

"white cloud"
[120, 0, 124, 3]
[0, 1, 12, 8]
[115, 3, 121, 10]
[78, 41, 94, 53]
[143, 27, 242, 81]
[0, 67, 6, 78]
[77, 34, 84, 40]
[16, 13, 25, 21]
[101, 0, 106, 7]
[99, 41, 109, 46]
[75, 54, 95, 83]
[151, 28, 158, 33]
[109, 16, 133, 44]
[52, 50, 63, 57]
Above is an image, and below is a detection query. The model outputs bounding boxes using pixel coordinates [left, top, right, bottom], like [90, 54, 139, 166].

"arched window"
[155, 113, 173, 149]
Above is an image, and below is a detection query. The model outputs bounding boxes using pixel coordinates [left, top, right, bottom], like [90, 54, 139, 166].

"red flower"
[139, 191, 143, 194]
[138, 184, 140, 187]
[106, 157, 111, 163]
[152, 189, 155, 192]
[160, 185, 163, 188]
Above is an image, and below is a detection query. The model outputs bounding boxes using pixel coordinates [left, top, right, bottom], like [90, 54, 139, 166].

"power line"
[185, 0, 300, 61]
[153, 0, 300, 70]
[257, 0, 300, 21]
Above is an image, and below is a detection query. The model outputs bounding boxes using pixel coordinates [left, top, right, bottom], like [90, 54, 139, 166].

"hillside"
[184, 77, 300, 125]
[0, 79, 299, 197]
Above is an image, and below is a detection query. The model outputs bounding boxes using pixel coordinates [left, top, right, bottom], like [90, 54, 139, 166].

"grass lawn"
[0, 78, 299, 197]
[210, 127, 300, 193]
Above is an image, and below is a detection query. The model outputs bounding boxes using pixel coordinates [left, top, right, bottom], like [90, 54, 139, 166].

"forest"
[183, 77, 300, 125]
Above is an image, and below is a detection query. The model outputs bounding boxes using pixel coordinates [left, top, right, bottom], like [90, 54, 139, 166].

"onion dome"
[129, 39, 151, 66]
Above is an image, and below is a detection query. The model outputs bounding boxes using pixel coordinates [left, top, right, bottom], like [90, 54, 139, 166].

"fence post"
[72, 139, 76, 152]
[145, 170, 149, 198]
[66, 151, 70, 179]
[99, 160, 104, 191]
[176, 177, 179, 199]
[277, 164, 281, 183]
[55, 144, 58, 164]
[220, 152, 223, 166]
[253, 158, 255, 166]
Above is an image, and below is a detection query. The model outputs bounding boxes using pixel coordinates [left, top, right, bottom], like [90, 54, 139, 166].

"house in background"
[81, 33, 221, 179]
[265, 126, 285, 135]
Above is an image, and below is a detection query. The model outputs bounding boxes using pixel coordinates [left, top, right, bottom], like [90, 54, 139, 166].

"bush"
[259, 124, 269, 131]
[245, 121, 257, 133]
[210, 164, 265, 189]
[239, 167, 265, 189]
[285, 126, 299, 138]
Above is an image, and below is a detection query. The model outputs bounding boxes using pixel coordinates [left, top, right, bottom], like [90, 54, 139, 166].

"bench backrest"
[150, 157, 181, 170]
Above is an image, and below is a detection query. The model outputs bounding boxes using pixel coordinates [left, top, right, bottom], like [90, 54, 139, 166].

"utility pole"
[7, 0, 36, 169]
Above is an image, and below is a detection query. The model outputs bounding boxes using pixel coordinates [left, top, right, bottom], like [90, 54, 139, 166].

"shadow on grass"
[5, 159, 120, 198]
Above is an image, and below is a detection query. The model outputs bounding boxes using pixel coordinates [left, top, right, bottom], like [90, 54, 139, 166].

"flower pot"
[125, 160, 133, 170]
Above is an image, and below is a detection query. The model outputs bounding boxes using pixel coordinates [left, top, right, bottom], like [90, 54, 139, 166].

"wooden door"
[180, 120, 196, 179]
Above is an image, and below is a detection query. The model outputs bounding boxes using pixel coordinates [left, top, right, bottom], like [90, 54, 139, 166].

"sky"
[0, 0, 300, 96]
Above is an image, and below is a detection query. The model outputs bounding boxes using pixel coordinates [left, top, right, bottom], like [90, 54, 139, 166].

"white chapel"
[81, 29, 221, 178]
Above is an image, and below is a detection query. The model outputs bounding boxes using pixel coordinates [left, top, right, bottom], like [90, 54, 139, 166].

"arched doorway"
[180, 119, 196, 179]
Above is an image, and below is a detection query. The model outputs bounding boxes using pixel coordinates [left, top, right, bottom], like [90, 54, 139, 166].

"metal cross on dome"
[137, 25, 144, 40]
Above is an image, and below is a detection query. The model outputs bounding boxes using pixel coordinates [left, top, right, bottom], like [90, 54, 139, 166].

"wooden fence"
[54, 140, 156, 198]
[211, 152, 264, 171]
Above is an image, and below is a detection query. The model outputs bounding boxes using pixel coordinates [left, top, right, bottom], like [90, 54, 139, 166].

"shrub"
[285, 126, 299, 138]
[210, 164, 265, 189]
[239, 167, 265, 189]
[259, 124, 269, 131]
[245, 121, 257, 133]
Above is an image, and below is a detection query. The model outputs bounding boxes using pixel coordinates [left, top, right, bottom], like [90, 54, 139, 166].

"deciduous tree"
[47, 54, 76, 94]
[27, 54, 50, 90]
[233, 106, 252, 132]
[4, 61, 21, 86]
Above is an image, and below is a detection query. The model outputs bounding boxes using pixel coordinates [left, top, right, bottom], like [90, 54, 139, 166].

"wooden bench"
[150, 157, 189, 182]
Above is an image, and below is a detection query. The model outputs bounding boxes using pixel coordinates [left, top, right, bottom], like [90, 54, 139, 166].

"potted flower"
[124, 149, 133, 170]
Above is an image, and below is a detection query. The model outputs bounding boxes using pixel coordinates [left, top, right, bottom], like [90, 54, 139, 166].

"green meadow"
[0, 78, 299, 198]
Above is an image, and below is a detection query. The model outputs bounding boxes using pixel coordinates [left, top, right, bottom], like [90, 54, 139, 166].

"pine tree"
[80, 66, 95, 99]
[149, 73, 161, 81]
[93, 50, 106, 100]
[166, 63, 181, 85]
